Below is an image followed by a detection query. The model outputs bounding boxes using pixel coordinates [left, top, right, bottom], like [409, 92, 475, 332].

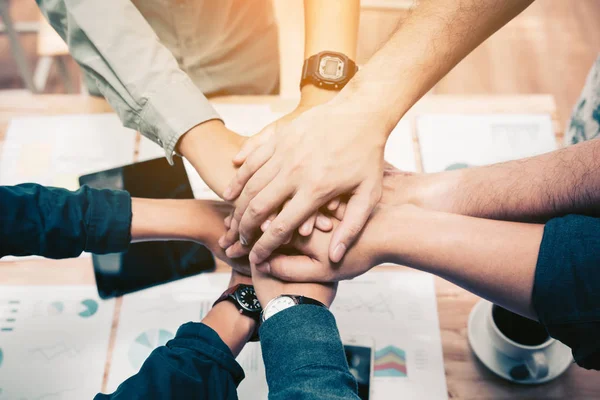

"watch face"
[263, 296, 297, 320]
[235, 286, 261, 313]
[319, 55, 344, 80]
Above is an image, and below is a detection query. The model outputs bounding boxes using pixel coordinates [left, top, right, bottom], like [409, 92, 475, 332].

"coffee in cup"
[491, 305, 550, 346]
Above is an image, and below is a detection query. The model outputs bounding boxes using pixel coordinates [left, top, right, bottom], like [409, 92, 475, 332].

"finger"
[261, 213, 277, 232]
[249, 191, 322, 264]
[237, 174, 293, 245]
[332, 201, 347, 221]
[223, 141, 275, 201]
[232, 125, 276, 166]
[329, 186, 380, 263]
[298, 212, 317, 236]
[220, 217, 241, 249]
[229, 159, 283, 244]
[256, 255, 330, 282]
[315, 212, 333, 232]
[224, 213, 232, 229]
[327, 198, 340, 211]
[225, 241, 251, 259]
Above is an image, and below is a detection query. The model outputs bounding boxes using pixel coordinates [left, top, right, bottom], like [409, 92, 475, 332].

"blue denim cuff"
[83, 186, 132, 254]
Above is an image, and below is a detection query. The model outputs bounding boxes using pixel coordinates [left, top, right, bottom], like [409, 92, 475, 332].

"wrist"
[202, 301, 256, 356]
[298, 85, 339, 108]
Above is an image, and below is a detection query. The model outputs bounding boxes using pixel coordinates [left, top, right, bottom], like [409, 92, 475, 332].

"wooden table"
[1, 93, 598, 399]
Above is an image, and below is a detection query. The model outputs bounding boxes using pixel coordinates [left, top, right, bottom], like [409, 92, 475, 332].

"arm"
[37, 0, 243, 195]
[390, 139, 600, 222]
[0, 184, 131, 259]
[96, 272, 255, 399]
[264, 206, 600, 370]
[0, 183, 247, 273]
[220, 0, 533, 265]
[220, 0, 360, 261]
[251, 268, 359, 400]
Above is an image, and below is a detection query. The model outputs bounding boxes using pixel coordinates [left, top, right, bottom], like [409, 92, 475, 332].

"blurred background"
[1, 0, 599, 124]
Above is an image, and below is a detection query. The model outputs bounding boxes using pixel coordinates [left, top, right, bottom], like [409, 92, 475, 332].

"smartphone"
[79, 157, 215, 299]
[343, 335, 375, 400]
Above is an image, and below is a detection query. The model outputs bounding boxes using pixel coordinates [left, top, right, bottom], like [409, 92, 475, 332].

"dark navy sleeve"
[95, 322, 244, 400]
[533, 214, 600, 370]
[0, 183, 131, 259]
[260, 305, 359, 400]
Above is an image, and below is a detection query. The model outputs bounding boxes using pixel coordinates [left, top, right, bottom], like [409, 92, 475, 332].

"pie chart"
[128, 329, 174, 370]
[48, 301, 64, 315]
[78, 299, 99, 318]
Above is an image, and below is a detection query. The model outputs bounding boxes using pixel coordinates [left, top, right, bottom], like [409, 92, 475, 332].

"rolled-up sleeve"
[0, 184, 131, 259]
[533, 214, 600, 370]
[36, 0, 221, 164]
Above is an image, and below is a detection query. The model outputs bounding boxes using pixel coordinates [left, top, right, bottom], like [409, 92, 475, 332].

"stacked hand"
[219, 99, 389, 265]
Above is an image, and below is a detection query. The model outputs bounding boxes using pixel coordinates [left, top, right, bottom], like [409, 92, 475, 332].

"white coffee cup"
[485, 303, 554, 380]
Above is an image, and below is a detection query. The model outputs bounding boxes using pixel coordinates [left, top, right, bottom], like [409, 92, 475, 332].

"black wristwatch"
[261, 294, 327, 323]
[213, 284, 262, 341]
[300, 51, 358, 91]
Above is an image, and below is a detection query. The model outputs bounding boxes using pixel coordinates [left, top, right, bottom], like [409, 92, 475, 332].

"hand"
[229, 106, 338, 238]
[222, 100, 389, 265]
[177, 120, 246, 199]
[251, 263, 337, 308]
[188, 200, 252, 276]
[255, 204, 397, 283]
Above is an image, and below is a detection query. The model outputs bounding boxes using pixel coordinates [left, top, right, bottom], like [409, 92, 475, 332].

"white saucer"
[468, 300, 573, 384]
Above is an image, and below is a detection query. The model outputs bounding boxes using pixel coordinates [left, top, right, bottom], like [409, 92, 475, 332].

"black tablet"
[79, 157, 215, 299]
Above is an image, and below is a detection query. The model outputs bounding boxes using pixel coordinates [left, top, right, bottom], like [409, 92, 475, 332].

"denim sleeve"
[533, 214, 600, 370]
[96, 322, 244, 400]
[0, 184, 131, 259]
[260, 305, 359, 400]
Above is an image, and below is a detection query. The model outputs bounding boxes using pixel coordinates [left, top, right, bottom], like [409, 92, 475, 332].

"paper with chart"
[417, 114, 557, 172]
[0, 114, 137, 190]
[384, 118, 417, 172]
[105, 273, 268, 399]
[107, 271, 446, 399]
[0, 286, 115, 400]
[137, 103, 283, 199]
[332, 271, 447, 400]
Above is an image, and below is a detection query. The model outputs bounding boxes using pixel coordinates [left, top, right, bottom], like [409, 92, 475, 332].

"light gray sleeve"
[36, 0, 222, 164]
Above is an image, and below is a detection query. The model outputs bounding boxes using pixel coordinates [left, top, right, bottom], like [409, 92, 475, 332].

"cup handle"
[525, 351, 549, 380]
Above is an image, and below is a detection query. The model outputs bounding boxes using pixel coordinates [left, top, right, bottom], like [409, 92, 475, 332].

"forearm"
[131, 198, 225, 244]
[0, 184, 130, 259]
[375, 205, 543, 318]
[300, 0, 359, 107]
[202, 302, 256, 357]
[336, 0, 533, 134]
[37, 0, 219, 163]
[399, 139, 600, 222]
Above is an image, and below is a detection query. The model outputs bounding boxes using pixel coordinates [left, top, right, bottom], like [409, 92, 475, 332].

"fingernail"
[240, 235, 249, 246]
[223, 187, 233, 200]
[225, 247, 235, 258]
[332, 243, 347, 263]
[256, 262, 270, 273]
[218, 235, 226, 248]
[261, 220, 271, 232]
[249, 252, 260, 265]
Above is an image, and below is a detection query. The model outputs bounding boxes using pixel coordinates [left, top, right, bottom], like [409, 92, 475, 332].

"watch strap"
[213, 284, 261, 342]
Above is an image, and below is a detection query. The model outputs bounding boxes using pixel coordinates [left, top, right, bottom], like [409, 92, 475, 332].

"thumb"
[257, 255, 330, 282]
[328, 186, 379, 263]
